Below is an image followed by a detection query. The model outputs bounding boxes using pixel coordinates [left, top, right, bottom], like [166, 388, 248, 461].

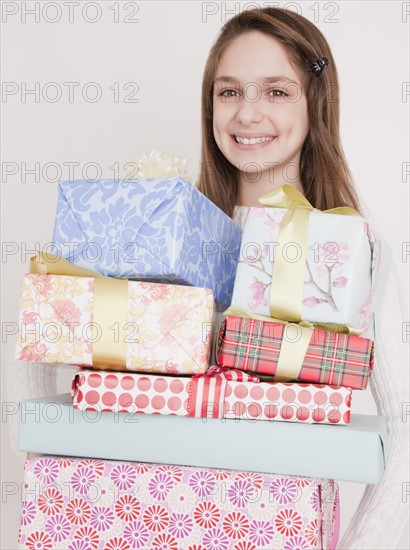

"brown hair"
[197, 7, 362, 217]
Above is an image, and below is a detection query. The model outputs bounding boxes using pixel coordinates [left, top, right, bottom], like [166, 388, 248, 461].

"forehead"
[215, 31, 301, 86]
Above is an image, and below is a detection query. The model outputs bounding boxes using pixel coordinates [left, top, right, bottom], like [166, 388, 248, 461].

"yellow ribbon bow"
[258, 184, 361, 322]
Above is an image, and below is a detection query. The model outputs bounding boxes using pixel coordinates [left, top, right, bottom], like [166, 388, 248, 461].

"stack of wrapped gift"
[15, 171, 384, 549]
[216, 185, 375, 418]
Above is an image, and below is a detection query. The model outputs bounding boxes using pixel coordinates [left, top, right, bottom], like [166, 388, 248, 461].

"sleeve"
[339, 231, 410, 548]
[5, 336, 58, 466]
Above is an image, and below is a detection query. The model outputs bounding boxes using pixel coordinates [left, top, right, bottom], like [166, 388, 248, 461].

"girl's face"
[213, 31, 309, 185]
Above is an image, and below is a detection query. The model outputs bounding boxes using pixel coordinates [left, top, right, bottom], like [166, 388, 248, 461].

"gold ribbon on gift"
[258, 185, 361, 322]
[30, 252, 128, 371]
[222, 306, 360, 382]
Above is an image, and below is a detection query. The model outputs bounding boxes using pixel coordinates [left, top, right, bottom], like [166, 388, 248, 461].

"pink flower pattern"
[114, 495, 141, 522]
[284, 536, 310, 550]
[228, 480, 255, 508]
[56, 457, 75, 468]
[271, 478, 299, 505]
[66, 498, 91, 526]
[142, 504, 169, 532]
[38, 487, 64, 516]
[303, 241, 351, 312]
[68, 539, 92, 550]
[235, 472, 263, 489]
[52, 299, 82, 324]
[90, 507, 115, 532]
[44, 514, 72, 542]
[20, 501, 36, 526]
[148, 473, 174, 501]
[33, 458, 59, 485]
[25, 530, 53, 549]
[310, 487, 320, 513]
[188, 470, 216, 498]
[275, 508, 303, 537]
[110, 464, 137, 491]
[222, 512, 250, 539]
[123, 520, 149, 548]
[19, 457, 338, 549]
[249, 520, 274, 546]
[151, 532, 178, 550]
[248, 280, 269, 311]
[104, 538, 130, 550]
[157, 465, 183, 483]
[22, 311, 40, 324]
[18, 342, 49, 362]
[71, 467, 97, 496]
[201, 528, 230, 550]
[193, 501, 220, 530]
[26, 273, 53, 294]
[304, 518, 319, 546]
[168, 513, 193, 538]
[73, 525, 99, 549]
[234, 543, 256, 550]
[78, 459, 105, 477]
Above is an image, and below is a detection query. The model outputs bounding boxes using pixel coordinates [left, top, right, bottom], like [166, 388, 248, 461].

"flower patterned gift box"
[230, 186, 376, 339]
[18, 455, 340, 550]
[71, 365, 352, 425]
[50, 177, 242, 311]
[15, 271, 215, 375]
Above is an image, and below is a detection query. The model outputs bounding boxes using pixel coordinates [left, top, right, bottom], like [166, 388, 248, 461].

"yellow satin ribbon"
[29, 252, 128, 371]
[258, 185, 361, 322]
[223, 306, 359, 382]
[223, 306, 359, 334]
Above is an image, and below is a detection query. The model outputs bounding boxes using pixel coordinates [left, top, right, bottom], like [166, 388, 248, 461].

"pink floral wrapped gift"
[71, 365, 352, 425]
[15, 269, 215, 375]
[18, 455, 340, 550]
[231, 185, 375, 339]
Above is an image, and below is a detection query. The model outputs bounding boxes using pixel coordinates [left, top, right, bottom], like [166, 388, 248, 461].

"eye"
[219, 89, 239, 97]
[269, 89, 288, 97]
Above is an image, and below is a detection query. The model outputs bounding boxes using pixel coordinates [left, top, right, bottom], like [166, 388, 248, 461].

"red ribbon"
[187, 365, 259, 418]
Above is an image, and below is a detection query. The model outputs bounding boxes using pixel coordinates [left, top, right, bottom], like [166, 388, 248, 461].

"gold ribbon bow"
[29, 253, 128, 370]
[222, 306, 360, 382]
[258, 184, 361, 322]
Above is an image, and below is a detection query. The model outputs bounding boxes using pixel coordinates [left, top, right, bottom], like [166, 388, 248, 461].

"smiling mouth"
[231, 135, 276, 149]
[234, 135, 275, 144]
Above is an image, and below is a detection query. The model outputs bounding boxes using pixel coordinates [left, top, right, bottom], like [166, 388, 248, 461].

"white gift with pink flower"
[231, 206, 375, 339]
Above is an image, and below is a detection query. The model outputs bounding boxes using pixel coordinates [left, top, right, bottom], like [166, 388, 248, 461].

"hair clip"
[309, 57, 329, 77]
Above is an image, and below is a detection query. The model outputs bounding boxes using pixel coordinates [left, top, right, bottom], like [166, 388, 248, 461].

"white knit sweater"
[6, 205, 409, 549]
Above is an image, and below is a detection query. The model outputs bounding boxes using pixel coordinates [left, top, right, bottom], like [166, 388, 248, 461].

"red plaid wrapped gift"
[216, 315, 374, 390]
[71, 365, 352, 425]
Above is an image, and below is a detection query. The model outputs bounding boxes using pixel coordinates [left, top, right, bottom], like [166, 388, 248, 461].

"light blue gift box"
[51, 177, 242, 310]
[18, 394, 387, 485]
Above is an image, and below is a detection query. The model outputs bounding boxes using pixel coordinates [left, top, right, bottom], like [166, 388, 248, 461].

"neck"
[237, 169, 305, 207]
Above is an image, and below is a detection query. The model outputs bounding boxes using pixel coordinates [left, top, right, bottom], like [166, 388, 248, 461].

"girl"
[6, 5, 407, 549]
[196, 6, 409, 549]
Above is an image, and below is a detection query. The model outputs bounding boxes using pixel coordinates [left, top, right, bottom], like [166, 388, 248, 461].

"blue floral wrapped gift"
[51, 176, 242, 310]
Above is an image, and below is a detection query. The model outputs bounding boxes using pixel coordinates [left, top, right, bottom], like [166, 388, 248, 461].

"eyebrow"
[214, 76, 298, 85]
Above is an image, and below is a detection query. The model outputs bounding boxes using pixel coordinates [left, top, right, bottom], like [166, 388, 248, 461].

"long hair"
[197, 7, 362, 217]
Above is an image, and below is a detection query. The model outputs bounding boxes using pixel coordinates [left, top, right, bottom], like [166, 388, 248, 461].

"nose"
[235, 92, 264, 125]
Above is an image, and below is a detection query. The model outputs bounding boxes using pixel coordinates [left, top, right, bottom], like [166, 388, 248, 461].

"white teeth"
[235, 136, 274, 144]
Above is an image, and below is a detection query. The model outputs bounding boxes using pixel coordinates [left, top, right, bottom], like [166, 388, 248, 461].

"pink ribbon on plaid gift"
[187, 365, 260, 418]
